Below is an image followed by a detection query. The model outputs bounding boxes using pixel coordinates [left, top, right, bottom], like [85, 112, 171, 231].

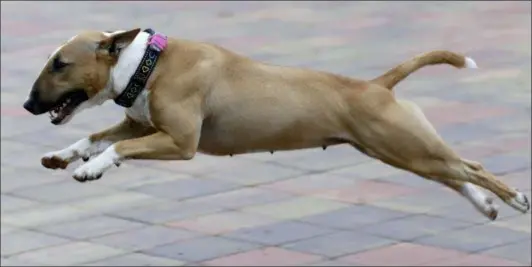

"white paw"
[507, 190, 530, 214]
[72, 145, 120, 182]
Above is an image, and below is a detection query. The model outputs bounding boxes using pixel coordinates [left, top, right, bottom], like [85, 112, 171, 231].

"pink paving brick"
[313, 180, 418, 204]
[203, 247, 323, 266]
[422, 254, 526, 266]
[337, 242, 468, 266]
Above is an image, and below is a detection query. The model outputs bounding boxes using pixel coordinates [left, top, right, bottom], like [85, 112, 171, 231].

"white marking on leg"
[43, 138, 113, 162]
[460, 182, 498, 220]
[73, 145, 121, 181]
[464, 57, 478, 69]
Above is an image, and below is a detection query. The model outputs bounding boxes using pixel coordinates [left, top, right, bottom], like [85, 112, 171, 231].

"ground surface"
[1, 1, 531, 266]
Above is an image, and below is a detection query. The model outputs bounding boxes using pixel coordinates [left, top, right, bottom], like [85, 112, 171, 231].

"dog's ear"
[97, 28, 141, 57]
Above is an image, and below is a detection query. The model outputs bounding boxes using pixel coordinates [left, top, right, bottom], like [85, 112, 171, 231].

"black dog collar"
[114, 28, 168, 108]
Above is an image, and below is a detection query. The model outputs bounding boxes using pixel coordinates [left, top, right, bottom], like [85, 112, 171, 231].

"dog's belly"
[197, 112, 344, 156]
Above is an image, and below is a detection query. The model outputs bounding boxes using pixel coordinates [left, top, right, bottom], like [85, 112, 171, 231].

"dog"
[23, 28, 529, 220]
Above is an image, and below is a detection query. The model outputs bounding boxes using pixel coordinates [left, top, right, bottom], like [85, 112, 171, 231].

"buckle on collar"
[148, 33, 168, 52]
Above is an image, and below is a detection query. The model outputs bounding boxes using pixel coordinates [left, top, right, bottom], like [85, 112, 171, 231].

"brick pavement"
[1, 1, 530, 266]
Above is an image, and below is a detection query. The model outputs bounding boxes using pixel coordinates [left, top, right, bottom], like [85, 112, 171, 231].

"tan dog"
[23, 28, 529, 220]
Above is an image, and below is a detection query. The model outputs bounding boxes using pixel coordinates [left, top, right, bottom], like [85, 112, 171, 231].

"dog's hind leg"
[347, 97, 529, 219]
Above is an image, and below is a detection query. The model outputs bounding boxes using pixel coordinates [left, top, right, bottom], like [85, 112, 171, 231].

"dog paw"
[72, 161, 105, 182]
[41, 153, 72, 170]
[507, 190, 530, 214]
[72, 146, 120, 183]
[472, 195, 499, 221]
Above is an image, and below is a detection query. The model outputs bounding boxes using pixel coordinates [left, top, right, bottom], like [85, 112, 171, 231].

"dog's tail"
[371, 50, 477, 90]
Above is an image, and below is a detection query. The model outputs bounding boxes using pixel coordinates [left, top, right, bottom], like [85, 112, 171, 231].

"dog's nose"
[23, 99, 38, 115]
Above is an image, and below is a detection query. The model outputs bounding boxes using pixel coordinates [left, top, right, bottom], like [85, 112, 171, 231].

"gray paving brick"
[90, 225, 201, 251]
[202, 160, 306, 185]
[359, 214, 474, 241]
[482, 239, 532, 265]
[0, 167, 64, 193]
[1, 204, 99, 228]
[111, 201, 224, 224]
[37, 215, 147, 240]
[0, 257, 46, 266]
[142, 236, 261, 262]
[7, 242, 127, 265]
[9, 181, 119, 204]
[301, 205, 412, 230]
[0, 195, 39, 213]
[130, 178, 241, 200]
[223, 221, 333, 246]
[481, 154, 531, 175]
[1, 229, 71, 256]
[83, 253, 185, 266]
[282, 231, 395, 258]
[413, 224, 530, 252]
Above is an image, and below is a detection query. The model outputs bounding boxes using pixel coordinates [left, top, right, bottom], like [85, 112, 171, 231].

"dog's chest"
[125, 90, 152, 126]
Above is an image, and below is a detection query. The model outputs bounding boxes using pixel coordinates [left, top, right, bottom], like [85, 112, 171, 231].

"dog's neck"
[107, 31, 151, 101]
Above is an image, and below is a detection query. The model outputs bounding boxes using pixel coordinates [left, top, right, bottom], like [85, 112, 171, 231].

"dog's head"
[23, 28, 141, 125]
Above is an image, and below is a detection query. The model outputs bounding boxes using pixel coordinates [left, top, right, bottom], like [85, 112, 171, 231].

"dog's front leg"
[41, 116, 155, 170]
[72, 131, 196, 182]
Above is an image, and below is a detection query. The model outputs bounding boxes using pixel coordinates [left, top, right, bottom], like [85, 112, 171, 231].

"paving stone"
[413, 224, 530, 252]
[90, 225, 201, 251]
[202, 160, 306, 185]
[223, 221, 333, 246]
[308, 260, 359, 266]
[8, 181, 119, 203]
[482, 239, 532, 265]
[359, 214, 474, 241]
[329, 160, 406, 180]
[0, 257, 46, 266]
[130, 178, 241, 200]
[69, 191, 164, 214]
[422, 253, 526, 266]
[312, 180, 418, 204]
[1, 204, 99, 228]
[242, 196, 349, 220]
[0, 167, 65, 193]
[142, 236, 261, 262]
[95, 164, 192, 189]
[338, 242, 468, 266]
[7, 242, 127, 265]
[491, 215, 532, 233]
[111, 201, 225, 224]
[83, 253, 186, 266]
[183, 187, 293, 209]
[1, 229, 71, 256]
[282, 231, 395, 258]
[166, 210, 279, 235]
[202, 247, 323, 266]
[262, 145, 371, 172]
[37, 215, 147, 240]
[0, 195, 39, 213]
[480, 153, 531, 175]
[260, 172, 358, 195]
[300, 205, 412, 230]
[374, 172, 440, 189]
[371, 188, 464, 214]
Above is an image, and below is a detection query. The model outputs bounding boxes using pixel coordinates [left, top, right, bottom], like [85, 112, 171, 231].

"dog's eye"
[52, 56, 69, 72]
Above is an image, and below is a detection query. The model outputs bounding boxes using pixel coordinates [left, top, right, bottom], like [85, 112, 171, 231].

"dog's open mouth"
[48, 89, 88, 125]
